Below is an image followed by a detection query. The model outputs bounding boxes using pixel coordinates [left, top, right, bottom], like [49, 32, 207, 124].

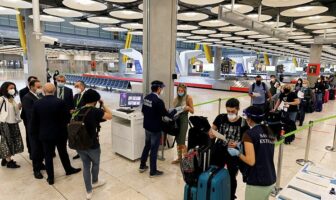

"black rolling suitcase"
[329, 89, 335, 100]
[281, 112, 296, 144]
[266, 111, 282, 140]
[187, 116, 213, 150]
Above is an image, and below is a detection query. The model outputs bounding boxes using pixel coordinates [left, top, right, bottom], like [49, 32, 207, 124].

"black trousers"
[29, 134, 44, 172]
[42, 139, 72, 179]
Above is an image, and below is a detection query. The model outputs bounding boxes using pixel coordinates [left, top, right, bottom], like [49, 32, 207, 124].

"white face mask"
[8, 89, 15, 96]
[36, 88, 43, 95]
[74, 88, 81, 94]
[227, 114, 237, 121]
[57, 82, 65, 88]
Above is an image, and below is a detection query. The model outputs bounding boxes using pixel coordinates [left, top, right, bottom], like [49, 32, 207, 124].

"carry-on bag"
[187, 116, 213, 150]
[324, 90, 329, 103]
[329, 89, 335, 100]
[184, 185, 197, 200]
[197, 166, 231, 200]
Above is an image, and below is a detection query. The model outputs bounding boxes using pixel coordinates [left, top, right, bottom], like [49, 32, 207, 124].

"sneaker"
[150, 170, 164, 178]
[139, 165, 148, 173]
[86, 191, 93, 200]
[1, 159, 7, 166]
[92, 180, 106, 189]
[6, 160, 20, 169]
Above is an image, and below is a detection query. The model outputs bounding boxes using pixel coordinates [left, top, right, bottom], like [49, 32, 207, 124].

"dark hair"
[244, 106, 275, 139]
[256, 75, 261, 79]
[270, 75, 276, 78]
[76, 80, 86, 88]
[29, 79, 40, 89]
[151, 80, 164, 92]
[82, 89, 100, 104]
[296, 78, 303, 87]
[226, 98, 240, 109]
[27, 76, 37, 83]
[0, 82, 18, 98]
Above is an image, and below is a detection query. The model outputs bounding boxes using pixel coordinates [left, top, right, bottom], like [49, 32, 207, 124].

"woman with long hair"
[171, 83, 194, 164]
[0, 82, 24, 168]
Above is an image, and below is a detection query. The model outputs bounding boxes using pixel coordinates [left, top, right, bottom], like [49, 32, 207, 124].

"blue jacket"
[142, 93, 169, 132]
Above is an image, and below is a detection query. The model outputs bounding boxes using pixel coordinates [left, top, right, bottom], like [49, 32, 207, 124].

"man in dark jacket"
[19, 75, 37, 157]
[55, 75, 74, 117]
[139, 80, 170, 177]
[22, 80, 44, 179]
[31, 83, 81, 185]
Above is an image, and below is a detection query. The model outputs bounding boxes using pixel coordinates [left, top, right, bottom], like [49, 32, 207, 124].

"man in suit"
[55, 75, 74, 114]
[72, 80, 87, 160]
[31, 83, 81, 185]
[22, 80, 44, 179]
[19, 75, 37, 157]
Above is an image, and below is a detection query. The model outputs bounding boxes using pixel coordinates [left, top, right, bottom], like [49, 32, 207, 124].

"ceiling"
[1, 0, 336, 63]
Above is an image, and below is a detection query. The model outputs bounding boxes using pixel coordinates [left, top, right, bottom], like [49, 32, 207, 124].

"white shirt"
[6, 101, 17, 124]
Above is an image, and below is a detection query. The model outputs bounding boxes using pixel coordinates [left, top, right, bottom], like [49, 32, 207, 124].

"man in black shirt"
[139, 80, 170, 177]
[269, 75, 280, 96]
[75, 89, 112, 199]
[209, 98, 249, 200]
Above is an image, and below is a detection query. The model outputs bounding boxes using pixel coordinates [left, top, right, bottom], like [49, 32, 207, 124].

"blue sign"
[134, 60, 142, 74]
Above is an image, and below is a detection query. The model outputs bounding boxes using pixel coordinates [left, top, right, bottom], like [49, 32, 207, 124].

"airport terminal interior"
[1, 0, 336, 200]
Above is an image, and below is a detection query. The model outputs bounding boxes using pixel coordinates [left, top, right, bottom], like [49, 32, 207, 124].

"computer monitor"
[119, 92, 143, 108]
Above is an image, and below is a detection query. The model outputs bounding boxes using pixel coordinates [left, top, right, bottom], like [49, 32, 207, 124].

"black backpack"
[67, 108, 93, 150]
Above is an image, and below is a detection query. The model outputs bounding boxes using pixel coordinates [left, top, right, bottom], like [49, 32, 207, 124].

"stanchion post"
[218, 98, 222, 115]
[271, 130, 285, 197]
[325, 124, 336, 152]
[296, 121, 314, 166]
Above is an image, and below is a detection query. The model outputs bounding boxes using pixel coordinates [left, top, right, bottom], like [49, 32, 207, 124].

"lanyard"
[76, 94, 83, 107]
[58, 88, 64, 100]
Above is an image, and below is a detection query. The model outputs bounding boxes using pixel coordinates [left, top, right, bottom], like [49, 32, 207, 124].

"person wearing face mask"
[297, 80, 313, 126]
[0, 82, 24, 168]
[22, 80, 45, 179]
[208, 98, 249, 200]
[249, 75, 272, 114]
[171, 84, 194, 164]
[227, 106, 276, 200]
[72, 80, 87, 160]
[269, 75, 280, 96]
[55, 75, 74, 120]
[272, 84, 300, 123]
[294, 78, 303, 93]
[19, 76, 37, 158]
[73, 89, 112, 200]
[139, 80, 170, 177]
[53, 70, 59, 86]
[314, 78, 326, 112]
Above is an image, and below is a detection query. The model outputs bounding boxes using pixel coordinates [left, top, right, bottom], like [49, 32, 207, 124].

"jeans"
[77, 147, 101, 193]
[140, 130, 161, 174]
[288, 112, 297, 123]
[315, 93, 323, 112]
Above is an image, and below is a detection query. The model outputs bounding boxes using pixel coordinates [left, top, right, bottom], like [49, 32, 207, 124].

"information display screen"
[119, 92, 143, 108]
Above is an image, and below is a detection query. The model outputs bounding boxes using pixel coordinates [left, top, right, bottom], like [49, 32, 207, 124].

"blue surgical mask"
[178, 92, 184, 97]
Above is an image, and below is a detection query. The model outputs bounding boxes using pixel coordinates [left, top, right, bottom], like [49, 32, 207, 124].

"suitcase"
[329, 89, 335, 100]
[324, 90, 329, 103]
[197, 166, 231, 200]
[184, 185, 197, 200]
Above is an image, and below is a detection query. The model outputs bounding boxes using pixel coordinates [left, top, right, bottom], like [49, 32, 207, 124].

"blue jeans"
[77, 147, 101, 193]
[315, 93, 323, 112]
[140, 130, 161, 174]
[288, 112, 297, 123]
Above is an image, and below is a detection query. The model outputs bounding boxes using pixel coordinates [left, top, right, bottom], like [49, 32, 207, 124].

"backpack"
[67, 107, 93, 150]
[252, 82, 267, 95]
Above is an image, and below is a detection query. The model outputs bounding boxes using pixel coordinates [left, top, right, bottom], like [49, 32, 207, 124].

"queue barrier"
[65, 74, 130, 92]
[191, 95, 336, 197]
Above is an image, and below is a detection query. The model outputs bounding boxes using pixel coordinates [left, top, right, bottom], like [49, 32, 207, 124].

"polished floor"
[1, 70, 336, 200]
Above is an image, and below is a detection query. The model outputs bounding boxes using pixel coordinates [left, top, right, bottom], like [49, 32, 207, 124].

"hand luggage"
[324, 90, 329, 103]
[266, 111, 282, 140]
[197, 166, 231, 200]
[187, 116, 213, 150]
[182, 146, 211, 200]
[184, 185, 197, 200]
[329, 89, 335, 100]
[304, 98, 314, 113]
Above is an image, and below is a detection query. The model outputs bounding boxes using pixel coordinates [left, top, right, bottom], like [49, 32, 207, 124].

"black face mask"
[284, 88, 290, 93]
[256, 80, 261, 85]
